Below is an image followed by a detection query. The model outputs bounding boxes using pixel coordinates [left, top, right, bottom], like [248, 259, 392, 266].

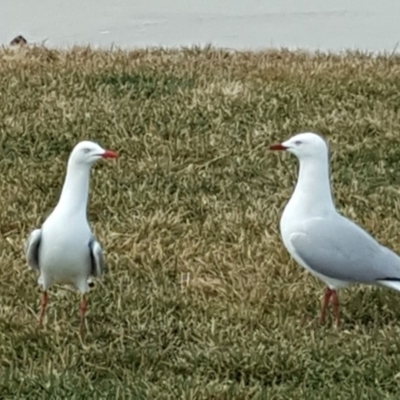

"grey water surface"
[2, 0, 400, 52]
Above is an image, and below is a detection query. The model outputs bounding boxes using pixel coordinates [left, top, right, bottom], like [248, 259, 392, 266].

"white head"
[270, 132, 329, 160]
[68, 140, 118, 166]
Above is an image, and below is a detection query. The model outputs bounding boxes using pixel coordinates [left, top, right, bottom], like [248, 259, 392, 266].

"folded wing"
[290, 215, 400, 283]
[25, 229, 42, 271]
[89, 237, 107, 277]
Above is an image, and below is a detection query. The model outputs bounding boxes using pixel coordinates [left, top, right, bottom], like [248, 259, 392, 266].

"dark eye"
[82, 148, 91, 154]
[294, 140, 302, 145]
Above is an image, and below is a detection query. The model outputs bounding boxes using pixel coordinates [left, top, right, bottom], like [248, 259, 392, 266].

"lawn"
[1, 46, 400, 398]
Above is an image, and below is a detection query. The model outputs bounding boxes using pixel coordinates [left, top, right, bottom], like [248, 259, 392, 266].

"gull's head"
[269, 132, 328, 160]
[69, 141, 118, 166]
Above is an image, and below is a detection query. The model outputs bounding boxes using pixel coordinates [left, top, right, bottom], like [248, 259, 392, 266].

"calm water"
[2, 0, 400, 52]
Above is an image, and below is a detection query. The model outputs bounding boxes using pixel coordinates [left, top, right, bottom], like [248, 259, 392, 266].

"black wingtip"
[379, 277, 400, 282]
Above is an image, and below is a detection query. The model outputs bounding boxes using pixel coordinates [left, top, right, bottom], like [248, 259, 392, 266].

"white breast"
[280, 200, 350, 290]
[38, 212, 92, 292]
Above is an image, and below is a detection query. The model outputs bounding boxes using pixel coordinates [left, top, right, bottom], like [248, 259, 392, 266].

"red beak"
[269, 143, 287, 151]
[102, 150, 118, 159]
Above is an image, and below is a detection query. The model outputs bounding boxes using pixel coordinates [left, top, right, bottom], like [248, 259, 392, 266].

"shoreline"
[5, 43, 400, 58]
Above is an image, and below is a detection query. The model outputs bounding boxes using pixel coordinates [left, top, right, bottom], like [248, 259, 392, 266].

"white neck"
[55, 160, 91, 217]
[289, 153, 336, 217]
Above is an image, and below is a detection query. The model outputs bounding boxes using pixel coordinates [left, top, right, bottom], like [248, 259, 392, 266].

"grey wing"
[25, 229, 42, 271]
[290, 215, 400, 283]
[88, 237, 107, 277]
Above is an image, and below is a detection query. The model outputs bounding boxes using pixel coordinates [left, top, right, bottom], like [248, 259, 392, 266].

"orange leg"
[38, 291, 48, 327]
[331, 290, 341, 327]
[319, 287, 341, 327]
[319, 287, 333, 325]
[79, 295, 88, 336]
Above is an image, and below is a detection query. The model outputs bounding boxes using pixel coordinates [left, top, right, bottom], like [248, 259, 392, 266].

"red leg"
[38, 291, 48, 327]
[79, 295, 88, 336]
[319, 288, 333, 325]
[330, 290, 341, 327]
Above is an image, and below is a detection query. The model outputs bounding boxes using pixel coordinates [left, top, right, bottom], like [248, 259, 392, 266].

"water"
[2, 0, 400, 52]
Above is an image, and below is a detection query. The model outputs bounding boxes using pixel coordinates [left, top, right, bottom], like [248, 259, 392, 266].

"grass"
[1, 46, 400, 398]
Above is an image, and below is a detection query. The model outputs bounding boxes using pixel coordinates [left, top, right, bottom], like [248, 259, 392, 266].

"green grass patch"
[0, 46, 400, 398]
[99, 72, 195, 99]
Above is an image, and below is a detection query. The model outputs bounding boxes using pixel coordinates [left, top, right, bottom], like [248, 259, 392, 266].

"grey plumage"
[89, 238, 107, 277]
[25, 229, 42, 271]
[290, 214, 400, 284]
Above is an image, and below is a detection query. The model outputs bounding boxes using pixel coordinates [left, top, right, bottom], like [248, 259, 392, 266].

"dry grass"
[1, 46, 400, 398]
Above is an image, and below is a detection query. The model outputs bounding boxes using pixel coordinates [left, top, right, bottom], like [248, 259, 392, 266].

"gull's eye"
[294, 140, 302, 146]
[82, 148, 91, 154]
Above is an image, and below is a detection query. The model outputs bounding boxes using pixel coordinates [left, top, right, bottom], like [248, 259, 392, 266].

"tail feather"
[377, 280, 400, 292]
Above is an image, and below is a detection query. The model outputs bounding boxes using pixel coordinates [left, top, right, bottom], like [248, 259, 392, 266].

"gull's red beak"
[102, 150, 118, 159]
[269, 143, 287, 151]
